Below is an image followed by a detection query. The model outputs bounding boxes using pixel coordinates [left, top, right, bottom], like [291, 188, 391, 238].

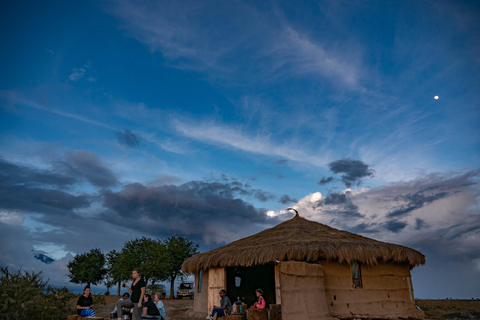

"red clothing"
[255, 296, 265, 309]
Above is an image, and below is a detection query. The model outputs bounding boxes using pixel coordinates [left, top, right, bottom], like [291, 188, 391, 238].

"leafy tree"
[163, 234, 199, 299]
[117, 237, 169, 286]
[106, 249, 130, 296]
[67, 248, 106, 287]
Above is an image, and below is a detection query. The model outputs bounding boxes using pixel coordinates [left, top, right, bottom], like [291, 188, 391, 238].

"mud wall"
[279, 261, 329, 320]
[322, 261, 423, 319]
[193, 269, 210, 314]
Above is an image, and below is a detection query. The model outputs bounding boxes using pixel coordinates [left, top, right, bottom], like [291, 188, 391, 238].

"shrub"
[0, 267, 75, 320]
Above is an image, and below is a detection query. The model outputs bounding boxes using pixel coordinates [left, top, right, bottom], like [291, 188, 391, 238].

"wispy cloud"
[107, 1, 365, 88]
[68, 60, 96, 82]
[172, 118, 329, 167]
[0, 91, 115, 130]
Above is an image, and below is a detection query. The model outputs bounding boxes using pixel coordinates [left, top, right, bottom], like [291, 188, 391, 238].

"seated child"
[251, 288, 265, 309]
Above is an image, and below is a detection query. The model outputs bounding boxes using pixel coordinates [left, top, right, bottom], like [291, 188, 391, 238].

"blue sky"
[0, 0, 479, 298]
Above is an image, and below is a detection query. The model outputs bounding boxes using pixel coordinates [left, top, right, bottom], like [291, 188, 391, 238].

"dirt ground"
[89, 295, 194, 320]
[82, 296, 480, 320]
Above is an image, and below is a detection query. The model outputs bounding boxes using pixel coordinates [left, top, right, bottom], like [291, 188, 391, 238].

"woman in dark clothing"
[141, 294, 161, 318]
[117, 268, 146, 320]
[77, 286, 95, 317]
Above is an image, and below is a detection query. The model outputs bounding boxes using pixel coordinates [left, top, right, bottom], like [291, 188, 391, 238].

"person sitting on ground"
[251, 288, 265, 309]
[141, 294, 161, 319]
[77, 285, 96, 317]
[210, 289, 231, 320]
[111, 293, 133, 319]
[154, 292, 166, 320]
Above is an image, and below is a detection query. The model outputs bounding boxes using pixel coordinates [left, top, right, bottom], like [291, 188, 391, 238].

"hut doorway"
[226, 264, 276, 307]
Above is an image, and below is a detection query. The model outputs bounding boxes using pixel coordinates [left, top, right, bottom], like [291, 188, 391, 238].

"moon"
[434, 96, 439, 100]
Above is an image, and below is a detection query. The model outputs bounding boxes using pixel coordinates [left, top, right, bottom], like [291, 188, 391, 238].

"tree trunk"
[117, 281, 121, 296]
[145, 277, 149, 287]
[169, 274, 176, 299]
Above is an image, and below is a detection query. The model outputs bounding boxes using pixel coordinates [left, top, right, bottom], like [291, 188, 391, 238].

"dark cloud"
[55, 150, 118, 188]
[278, 195, 298, 204]
[115, 129, 140, 148]
[315, 192, 363, 218]
[0, 157, 76, 187]
[387, 191, 449, 218]
[415, 218, 425, 230]
[254, 190, 276, 202]
[147, 174, 183, 186]
[318, 176, 333, 185]
[0, 158, 91, 215]
[99, 180, 278, 242]
[328, 158, 374, 187]
[383, 220, 408, 233]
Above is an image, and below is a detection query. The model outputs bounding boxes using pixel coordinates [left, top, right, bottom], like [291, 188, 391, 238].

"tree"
[117, 237, 169, 286]
[67, 248, 106, 287]
[163, 234, 199, 299]
[106, 249, 130, 296]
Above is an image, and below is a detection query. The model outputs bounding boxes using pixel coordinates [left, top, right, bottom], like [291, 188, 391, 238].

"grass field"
[71, 296, 480, 319]
[416, 300, 480, 320]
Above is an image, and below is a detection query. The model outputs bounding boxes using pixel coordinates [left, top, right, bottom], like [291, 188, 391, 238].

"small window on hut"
[198, 269, 203, 293]
[351, 262, 362, 288]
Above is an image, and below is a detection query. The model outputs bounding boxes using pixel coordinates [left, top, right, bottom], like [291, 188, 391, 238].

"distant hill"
[34, 253, 55, 264]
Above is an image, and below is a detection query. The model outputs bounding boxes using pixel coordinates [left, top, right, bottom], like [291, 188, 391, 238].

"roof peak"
[287, 207, 300, 218]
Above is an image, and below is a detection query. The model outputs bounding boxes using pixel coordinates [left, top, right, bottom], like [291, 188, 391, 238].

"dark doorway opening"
[226, 264, 276, 307]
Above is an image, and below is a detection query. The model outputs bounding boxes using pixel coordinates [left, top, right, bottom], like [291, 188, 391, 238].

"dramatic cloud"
[277, 170, 480, 258]
[115, 129, 140, 148]
[0, 158, 91, 215]
[99, 180, 278, 244]
[278, 195, 298, 204]
[328, 158, 374, 187]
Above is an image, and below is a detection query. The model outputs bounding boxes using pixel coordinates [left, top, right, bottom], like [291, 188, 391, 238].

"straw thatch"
[182, 213, 425, 273]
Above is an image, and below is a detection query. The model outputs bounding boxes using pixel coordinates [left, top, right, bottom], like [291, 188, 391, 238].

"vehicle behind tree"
[177, 281, 194, 299]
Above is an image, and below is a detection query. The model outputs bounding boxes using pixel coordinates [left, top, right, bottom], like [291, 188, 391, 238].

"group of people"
[209, 288, 265, 320]
[76, 268, 166, 320]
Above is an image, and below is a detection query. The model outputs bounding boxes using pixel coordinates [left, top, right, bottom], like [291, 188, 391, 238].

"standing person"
[141, 294, 160, 318]
[76, 285, 96, 317]
[209, 289, 231, 320]
[252, 288, 266, 309]
[117, 268, 146, 320]
[154, 292, 166, 320]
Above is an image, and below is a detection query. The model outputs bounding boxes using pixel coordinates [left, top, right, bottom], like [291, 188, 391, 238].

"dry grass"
[183, 214, 425, 273]
[417, 300, 480, 320]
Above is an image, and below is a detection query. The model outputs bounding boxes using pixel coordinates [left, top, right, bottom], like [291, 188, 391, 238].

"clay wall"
[279, 261, 329, 320]
[193, 269, 210, 314]
[322, 261, 423, 319]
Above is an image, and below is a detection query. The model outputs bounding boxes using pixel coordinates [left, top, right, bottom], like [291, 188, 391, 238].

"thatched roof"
[182, 213, 425, 273]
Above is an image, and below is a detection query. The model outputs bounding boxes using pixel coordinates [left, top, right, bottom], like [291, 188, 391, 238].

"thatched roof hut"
[182, 212, 425, 273]
[183, 213, 425, 320]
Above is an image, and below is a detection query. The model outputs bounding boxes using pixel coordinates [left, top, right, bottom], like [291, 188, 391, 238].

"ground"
[85, 295, 193, 320]
[77, 296, 480, 320]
